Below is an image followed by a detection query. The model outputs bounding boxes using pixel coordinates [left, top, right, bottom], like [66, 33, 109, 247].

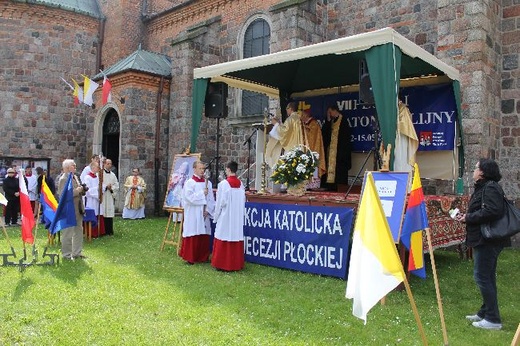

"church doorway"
[102, 109, 120, 178]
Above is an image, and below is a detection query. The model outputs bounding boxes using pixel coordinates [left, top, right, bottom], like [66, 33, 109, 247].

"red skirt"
[91, 216, 105, 238]
[211, 238, 244, 271]
[180, 234, 211, 263]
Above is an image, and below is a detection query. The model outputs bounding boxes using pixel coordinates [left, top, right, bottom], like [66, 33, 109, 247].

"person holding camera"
[57, 159, 86, 260]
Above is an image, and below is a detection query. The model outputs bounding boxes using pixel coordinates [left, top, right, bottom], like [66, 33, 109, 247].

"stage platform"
[247, 190, 468, 252]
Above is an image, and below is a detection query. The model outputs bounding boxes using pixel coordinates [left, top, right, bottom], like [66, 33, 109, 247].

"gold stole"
[326, 115, 342, 183]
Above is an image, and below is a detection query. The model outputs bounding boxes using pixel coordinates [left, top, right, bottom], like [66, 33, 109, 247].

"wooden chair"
[160, 207, 184, 255]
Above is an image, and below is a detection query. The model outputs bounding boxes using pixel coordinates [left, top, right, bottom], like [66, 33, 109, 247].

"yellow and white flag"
[82, 74, 99, 106]
[345, 172, 405, 324]
[0, 192, 7, 206]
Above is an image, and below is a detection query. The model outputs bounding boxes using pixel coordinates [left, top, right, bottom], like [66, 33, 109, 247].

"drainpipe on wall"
[97, 18, 105, 72]
[154, 76, 164, 215]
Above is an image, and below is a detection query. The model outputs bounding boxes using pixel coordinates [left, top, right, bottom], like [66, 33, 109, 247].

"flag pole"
[425, 227, 449, 345]
[98, 153, 104, 236]
[31, 202, 42, 261]
[1, 222, 16, 256]
[402, 274, 429, 345]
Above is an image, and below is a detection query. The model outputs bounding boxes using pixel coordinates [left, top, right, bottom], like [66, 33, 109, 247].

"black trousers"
[4, 198, 19, 224]
[104, 217, 114, 235]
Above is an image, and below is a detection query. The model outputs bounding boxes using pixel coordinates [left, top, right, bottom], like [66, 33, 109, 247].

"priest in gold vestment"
[394, 99, 418, 174]
[266, 102, 305, 168]
[301, 109, 326, 185]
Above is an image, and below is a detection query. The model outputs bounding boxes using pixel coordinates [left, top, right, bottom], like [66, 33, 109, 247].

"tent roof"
[193, 27, 459, 97]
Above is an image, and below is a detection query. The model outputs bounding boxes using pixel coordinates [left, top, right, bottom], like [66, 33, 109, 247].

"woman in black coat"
[455, 158, 511, 330]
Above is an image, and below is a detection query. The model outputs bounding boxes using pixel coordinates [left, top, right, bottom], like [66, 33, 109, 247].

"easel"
[160, 207, 184, 255]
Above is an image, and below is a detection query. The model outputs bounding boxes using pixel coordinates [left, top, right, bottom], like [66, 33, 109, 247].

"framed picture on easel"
[163, 153, 201, 211]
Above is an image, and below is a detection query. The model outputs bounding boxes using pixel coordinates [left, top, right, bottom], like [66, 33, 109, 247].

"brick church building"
[1, 0, 519, 214]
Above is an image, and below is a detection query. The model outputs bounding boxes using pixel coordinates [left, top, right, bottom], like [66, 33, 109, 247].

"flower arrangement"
[270, 145, 319, 187]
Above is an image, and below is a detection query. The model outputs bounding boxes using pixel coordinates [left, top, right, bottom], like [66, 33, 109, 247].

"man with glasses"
[122, 168, 147, 219]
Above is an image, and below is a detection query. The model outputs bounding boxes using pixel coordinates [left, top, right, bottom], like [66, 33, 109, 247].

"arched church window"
[241, 18, 270, 116]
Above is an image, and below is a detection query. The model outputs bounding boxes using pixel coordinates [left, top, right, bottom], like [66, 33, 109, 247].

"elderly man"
[58, 159, 86, 260]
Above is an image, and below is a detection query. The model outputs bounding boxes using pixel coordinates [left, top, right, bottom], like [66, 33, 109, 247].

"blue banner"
[294, 83, 457, 152]
[244, 202, 354, 279]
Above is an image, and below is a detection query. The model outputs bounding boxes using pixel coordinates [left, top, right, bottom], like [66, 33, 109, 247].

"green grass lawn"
[1, 217, 518, 345]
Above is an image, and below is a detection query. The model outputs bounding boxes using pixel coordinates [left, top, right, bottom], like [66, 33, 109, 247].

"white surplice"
[181, 178, 215, 237]
[213, 179, 245, 241]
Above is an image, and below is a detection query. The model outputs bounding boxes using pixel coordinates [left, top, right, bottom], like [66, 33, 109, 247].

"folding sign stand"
[160, 207, 184, 256]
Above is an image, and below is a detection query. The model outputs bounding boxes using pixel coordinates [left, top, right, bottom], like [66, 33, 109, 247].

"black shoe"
[73, 255, 88, 259]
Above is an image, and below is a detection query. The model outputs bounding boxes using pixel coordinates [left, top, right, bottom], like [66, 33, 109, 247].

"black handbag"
[480, 184, 520, 239]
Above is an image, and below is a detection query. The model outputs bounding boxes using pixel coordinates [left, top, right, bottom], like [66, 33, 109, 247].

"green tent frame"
[191, 28, 464, 175]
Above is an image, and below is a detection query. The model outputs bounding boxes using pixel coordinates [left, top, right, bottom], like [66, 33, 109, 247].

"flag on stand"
[400, 163, 428, 278]
[346, 172, 405, 324]
[0, 192, 7, 206]
[18, 170, 35, 244]
[49, 173, 77, 234]
[82, 74, 99, 106]
[72, 78, 84, 106]
[102, 74, 112, 105]
[40, 176, 58, 229]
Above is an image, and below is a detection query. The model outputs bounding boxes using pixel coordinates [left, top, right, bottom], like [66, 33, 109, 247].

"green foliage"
[0, 218, 518, 345]
[270, 145, 318, 186]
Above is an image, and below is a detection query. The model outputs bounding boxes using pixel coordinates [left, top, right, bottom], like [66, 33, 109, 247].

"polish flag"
[102, 75, 112, 105]
[19, 170, 35, 244]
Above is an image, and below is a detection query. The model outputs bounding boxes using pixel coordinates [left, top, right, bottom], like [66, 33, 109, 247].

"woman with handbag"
[455, 158, 511, 330]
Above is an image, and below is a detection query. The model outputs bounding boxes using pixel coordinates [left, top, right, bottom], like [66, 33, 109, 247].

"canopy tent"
[192, 27, 464, 177]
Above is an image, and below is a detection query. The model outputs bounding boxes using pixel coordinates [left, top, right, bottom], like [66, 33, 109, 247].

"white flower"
[296, 163, 306, 173]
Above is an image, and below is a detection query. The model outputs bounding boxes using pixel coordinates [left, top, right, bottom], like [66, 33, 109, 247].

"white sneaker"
[472, 319, 502, 330]
[465, 314, 483, 322]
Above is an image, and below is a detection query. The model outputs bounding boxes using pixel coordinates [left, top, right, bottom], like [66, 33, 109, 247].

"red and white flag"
[19, 169, 35, 244]
[102, 74, 112, 105]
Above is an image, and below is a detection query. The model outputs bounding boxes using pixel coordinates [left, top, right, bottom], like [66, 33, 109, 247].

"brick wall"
[0, 3, 100, 174]
[97, 0, 145, 68]
[500, 2, 520, 197]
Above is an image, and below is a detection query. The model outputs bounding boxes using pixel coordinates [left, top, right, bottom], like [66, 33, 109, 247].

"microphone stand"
[344, 107, 382, 198]
[243, 129, 256, 191]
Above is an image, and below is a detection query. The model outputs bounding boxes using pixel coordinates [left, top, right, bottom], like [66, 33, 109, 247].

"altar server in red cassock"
[180, 161, 215, 264]
[211, 161, 246, 271]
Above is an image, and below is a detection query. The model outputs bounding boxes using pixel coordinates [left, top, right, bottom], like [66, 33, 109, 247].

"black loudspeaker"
[205, 82, 228, 118]
[359, 60, 374, 104]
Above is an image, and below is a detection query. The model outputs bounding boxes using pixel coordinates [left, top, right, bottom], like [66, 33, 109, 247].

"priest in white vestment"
[211, 161, 246, 271]
[100, 159, 119, 236]
[180, 161, 215, 263]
